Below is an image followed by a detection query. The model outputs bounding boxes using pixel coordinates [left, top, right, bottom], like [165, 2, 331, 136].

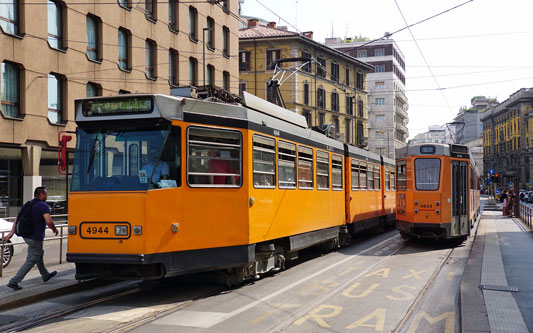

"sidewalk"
[0, 261, 81, 311]
[461, 210, 533, 332]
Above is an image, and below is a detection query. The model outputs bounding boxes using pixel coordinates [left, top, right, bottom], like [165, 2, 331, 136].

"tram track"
[394, 246, 455, 332]
[1, 286, 142, 332]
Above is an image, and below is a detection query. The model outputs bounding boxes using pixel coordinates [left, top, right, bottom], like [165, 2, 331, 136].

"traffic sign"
[488, 169, 495, 176]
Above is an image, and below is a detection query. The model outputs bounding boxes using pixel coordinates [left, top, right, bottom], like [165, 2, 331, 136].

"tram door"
[451, 161, 468, 236]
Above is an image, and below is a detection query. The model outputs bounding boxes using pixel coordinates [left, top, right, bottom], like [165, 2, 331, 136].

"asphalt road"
[0, 224, 477, 333]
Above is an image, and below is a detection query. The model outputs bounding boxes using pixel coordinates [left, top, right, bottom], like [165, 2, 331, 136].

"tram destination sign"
[82, 97, 154, 117]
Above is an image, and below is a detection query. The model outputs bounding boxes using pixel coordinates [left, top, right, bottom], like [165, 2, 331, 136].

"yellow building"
[238, 20, 372, 147]
[482, 88, 533, 188]
[0, 0, 239, 215]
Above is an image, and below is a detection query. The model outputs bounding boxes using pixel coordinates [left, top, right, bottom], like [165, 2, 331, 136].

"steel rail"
[394, 246, 455, 333]
[265, 233, 404, 333]
[0, 285, 142, 332]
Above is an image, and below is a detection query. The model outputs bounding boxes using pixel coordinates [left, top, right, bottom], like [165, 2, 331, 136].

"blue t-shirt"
[26, 199, 51, 241]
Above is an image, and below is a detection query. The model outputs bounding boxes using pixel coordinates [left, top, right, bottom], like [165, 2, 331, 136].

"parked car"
[0, 218, 23, 268]
[528, 191, 533, 203]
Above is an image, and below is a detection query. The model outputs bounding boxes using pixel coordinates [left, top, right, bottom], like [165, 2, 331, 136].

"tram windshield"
[414, 158, 441, 191]
[71, 126, 181, 191]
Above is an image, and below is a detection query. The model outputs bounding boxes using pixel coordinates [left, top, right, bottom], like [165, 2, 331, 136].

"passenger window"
[396, 161, 406, 190]
[375, 164, 380, 190]
[316, 151, 329, 190]
[332, 154, 343, 191]
[278, 140, 296, 189]
[253, 135, 275, 188]
[385, 167, 390, 190]
[159, 126, 181, 187]
[368, 164, 374, 190]
[351, 159, 359, 190]
[298, 145, 313, 189]
[359, 162, 367, 190]
[391, 170, 396, 191]
[187, 127, 241, 187]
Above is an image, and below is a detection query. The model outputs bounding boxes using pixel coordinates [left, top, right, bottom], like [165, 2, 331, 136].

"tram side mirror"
[58, 135, 73, 173]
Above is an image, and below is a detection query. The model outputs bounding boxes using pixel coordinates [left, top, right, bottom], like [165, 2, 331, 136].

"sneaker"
[7, 283, 22, 290]
[43, 271, 57, 283]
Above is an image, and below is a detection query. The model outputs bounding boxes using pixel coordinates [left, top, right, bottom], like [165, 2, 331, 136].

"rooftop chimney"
[267, 21, 277, 28]
[303, 31, 314, 40]
[247, 19, 258, 28]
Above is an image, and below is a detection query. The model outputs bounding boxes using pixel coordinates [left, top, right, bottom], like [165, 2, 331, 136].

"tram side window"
[375, 164, 380, 190]
[391, 170, 395, 191]
[385, 167, 390, 190]
[159, 126, 181, 187]
[332, 155, 343, 190]
[278, 140, 296, 189]
[253, 135, 275, 188]
[351, 159, 359, 190]
[415, 158, 440, 191]
[298, 145, 313, 189]
[360, 162, 367, 190]
[316, 151, 329, 190]
[368, 164, 374, 190]
[396, 161, 406, 190]
[187, 127, 242, 187]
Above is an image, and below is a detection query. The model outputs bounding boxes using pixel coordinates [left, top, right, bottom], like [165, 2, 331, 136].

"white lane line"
[155, 235, 400, 328]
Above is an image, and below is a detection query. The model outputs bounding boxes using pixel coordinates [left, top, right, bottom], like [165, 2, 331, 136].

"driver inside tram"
[143, 147, 170, 184]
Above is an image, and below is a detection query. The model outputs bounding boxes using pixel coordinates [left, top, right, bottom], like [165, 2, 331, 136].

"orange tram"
[66, 91, 395, 283]
[395, 143, 480, 241]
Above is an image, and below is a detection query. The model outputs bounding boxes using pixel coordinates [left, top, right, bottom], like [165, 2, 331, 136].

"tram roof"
[396, 143, 470, 159]
[74, 94, 346, 154]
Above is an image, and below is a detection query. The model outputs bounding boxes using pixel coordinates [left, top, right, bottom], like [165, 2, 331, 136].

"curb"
[460, 217, 490, 332]
[0, 278, 109, 312]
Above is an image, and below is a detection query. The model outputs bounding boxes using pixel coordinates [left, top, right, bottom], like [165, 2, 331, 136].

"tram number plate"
[80, 222, 129, 239]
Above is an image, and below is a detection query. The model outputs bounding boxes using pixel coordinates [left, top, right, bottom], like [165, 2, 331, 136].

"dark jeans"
[9, 238, 49, 285]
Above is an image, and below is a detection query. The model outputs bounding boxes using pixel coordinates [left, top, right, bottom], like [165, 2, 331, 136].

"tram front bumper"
[396, 220, 452, 239]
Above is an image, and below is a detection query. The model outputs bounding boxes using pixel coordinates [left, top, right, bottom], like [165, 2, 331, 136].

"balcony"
[396, 107, 408, 120]
[396, 122, 408, 134]
[395, 90, 408, 104]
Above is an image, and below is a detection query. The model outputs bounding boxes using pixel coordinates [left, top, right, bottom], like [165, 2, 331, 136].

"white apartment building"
[326, 38, 409, 159]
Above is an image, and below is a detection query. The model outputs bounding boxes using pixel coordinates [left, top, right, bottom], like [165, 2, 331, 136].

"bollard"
[0, 232, 4, 278]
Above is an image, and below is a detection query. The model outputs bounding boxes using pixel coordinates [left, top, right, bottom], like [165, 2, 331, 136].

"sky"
[240, 0, 533, 139]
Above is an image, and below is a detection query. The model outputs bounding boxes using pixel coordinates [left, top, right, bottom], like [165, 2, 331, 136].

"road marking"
[338, 266, 361, 276]
[365, 268, 390, 278]
[299, 280, 340, 295]
[65, 305, 173, 323]
[342, 282, 380, 298]
[402, 269, 426, 280]
[345, 308, 386, 331]
[406, 311, 455, 333]
[159, 235, 400, 329]
[293, 304, 343, 328]
[251, 303, 300, 324]
[385, 285, 416, 301]
[151, 310, 230, 328]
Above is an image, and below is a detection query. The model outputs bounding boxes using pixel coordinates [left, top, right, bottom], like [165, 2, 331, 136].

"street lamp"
[203, 27, 213, 86]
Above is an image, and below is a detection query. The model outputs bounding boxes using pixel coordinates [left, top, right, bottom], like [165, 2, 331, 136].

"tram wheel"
[400, 232, 413, 241]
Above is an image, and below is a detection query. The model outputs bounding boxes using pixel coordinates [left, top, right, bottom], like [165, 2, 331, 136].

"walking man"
[3, 187, 58, 290]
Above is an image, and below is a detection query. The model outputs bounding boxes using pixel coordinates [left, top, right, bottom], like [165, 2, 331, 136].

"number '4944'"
[87, 226, 109, 234]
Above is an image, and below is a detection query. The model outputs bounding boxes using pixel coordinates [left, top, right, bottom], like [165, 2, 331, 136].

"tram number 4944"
[86, 226, 109, 235]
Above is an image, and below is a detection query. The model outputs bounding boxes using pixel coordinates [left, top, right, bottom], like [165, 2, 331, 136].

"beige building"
[239, 20, 373, 147]
[0, 0, 239, 216]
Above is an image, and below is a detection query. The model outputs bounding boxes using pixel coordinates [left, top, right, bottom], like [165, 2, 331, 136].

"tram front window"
[71, 127, 181, 191]
[414, 158, 441, 191]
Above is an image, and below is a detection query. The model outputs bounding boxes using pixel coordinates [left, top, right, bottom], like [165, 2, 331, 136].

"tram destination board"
[82, 97, 154, 117]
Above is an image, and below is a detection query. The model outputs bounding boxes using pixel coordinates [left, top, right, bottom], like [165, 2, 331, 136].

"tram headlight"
[133, 226, 142, 235]
[115, 225, 129, 236]
[68, 226, 77, 235]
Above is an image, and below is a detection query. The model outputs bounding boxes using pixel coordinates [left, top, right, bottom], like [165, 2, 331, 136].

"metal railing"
[0, 214, 68, 277]
[519, 203, 533, 229]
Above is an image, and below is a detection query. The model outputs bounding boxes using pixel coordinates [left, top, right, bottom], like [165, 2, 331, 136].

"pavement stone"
[461, 211, 531, 332]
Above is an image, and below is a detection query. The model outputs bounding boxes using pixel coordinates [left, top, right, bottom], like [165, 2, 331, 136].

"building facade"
[0, 0, 239, 216]
[410, 125, 447, 145]
[327, 38, 408, 159]
[238, 20, 373, 147]
[482, 88, 533, 189]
